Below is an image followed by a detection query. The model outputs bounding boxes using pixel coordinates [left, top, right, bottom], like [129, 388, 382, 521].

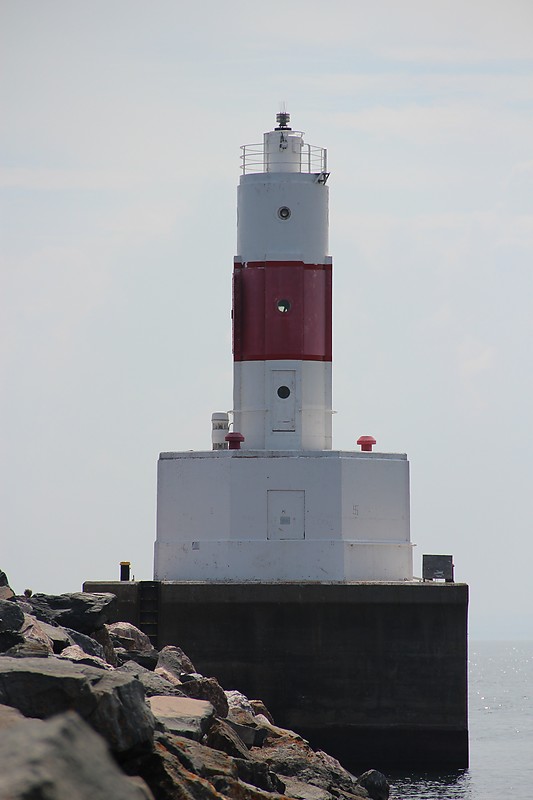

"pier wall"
[83, 580, 468, 771]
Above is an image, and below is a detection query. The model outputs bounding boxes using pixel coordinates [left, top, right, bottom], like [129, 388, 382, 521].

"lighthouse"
[86, 113, 469, 771]
[154, 113, 413, 582]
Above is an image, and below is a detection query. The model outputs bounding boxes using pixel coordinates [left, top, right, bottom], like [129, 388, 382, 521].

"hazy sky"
[1, 1, 532, 640]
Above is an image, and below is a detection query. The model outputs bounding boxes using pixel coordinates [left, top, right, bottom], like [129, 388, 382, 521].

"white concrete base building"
[155, 450, 412, 582]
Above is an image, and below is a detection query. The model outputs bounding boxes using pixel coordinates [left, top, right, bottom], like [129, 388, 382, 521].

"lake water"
[389, 640, 533, 799]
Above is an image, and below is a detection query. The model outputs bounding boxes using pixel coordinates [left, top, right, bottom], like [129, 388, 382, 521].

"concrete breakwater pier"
[84, 579, 469, 771]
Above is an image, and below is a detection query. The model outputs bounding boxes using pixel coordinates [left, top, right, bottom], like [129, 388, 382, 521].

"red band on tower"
[233, 261, 332, 362]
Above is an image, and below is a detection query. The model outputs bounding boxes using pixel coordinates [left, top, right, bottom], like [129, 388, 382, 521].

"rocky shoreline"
[0, 569, 390, 800]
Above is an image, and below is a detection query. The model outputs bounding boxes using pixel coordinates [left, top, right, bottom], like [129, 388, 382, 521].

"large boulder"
[1, 611, 58, 656]
[156, 645, 196, 678]
[148, 696, 215, 741]
[356, 770, 390, 800]
[0, 711, 153, 799]
[156, 731, 238, 782]
[108, 621, 156, 654]
[86, 668, 155, 753]
[205, 717, 250, 760]
[18, 613, 55, 653]
[179, 674, 229, 718]
[24, 592, 117, 634]
[0, 656, 154, 753]
[225, 689, 258, 726]
[251, 735, 367, 797]
[4, 639, 51, 658]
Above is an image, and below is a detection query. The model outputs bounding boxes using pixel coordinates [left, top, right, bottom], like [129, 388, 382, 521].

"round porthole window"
[276, 299, 291, 313]
[277, 386, 291, 399]
[277, 206, 291, 220]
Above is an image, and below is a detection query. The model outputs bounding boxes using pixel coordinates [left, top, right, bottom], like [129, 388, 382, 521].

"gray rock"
[0, 598, 24, 632]
[119, 660, 187, 697]
[25, 592, 117, 634]
[0, 656, 154, 753]
[148, 696, 215, 741]
[252, 737, 363, 796]
[5, 639, 51, 657]
[225, 689, 258, 726]
[0, 710, 152, 799]
[108, 621, 156, 654]
[86, 667, 155, 752]
[205, 717, 250, 760]
[19, 613, 54, 653]
[154, 664, 182, 686]
[226, 689, 255, 714]
[179, 675, 229, 718]
[64, 627, 106, 659]
[156, 644, 196, 677]
[0, 655, 92, 713]
[356, 769, 390, 800]
[156, 732, 238, 781]
[58, 644, 111, 669]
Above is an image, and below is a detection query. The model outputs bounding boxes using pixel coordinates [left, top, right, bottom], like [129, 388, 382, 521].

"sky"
[1, 0, 532, 640]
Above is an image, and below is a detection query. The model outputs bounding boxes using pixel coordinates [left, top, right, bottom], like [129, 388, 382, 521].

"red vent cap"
[225, 432, 245, 450]
[357, 435, 376, 452]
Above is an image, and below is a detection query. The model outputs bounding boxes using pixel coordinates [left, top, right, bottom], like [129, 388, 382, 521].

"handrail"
[241, 142, 327, 174]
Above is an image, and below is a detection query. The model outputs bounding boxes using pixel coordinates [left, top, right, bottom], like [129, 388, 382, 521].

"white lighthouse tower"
[154, 113, 413, 582]
[233, 111, 332, 451]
